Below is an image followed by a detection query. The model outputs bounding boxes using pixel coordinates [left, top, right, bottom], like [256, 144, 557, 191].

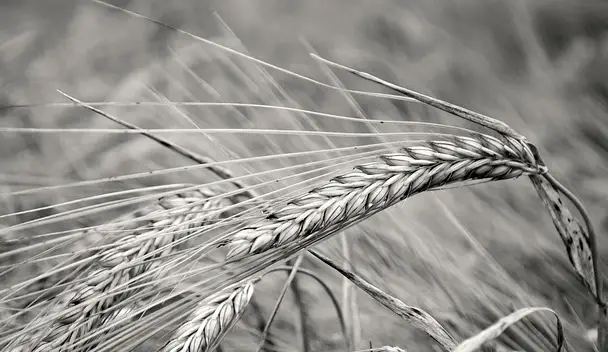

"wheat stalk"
[162, 281, 254, 352]
[17, 187, 231, 352]
[225, 133, 544, 259]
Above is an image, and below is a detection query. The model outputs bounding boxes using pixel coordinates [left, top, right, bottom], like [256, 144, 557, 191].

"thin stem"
[285, 257, 309, 352]
[245, 299, 276, 351]
[265, 265, 350, 352]
[255, 256, 304, 352]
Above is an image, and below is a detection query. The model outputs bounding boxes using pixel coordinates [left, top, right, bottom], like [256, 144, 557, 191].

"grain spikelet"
[226, 134, 544, 259]
[22, 187, 230, 352]
[162, 281, 254, 352]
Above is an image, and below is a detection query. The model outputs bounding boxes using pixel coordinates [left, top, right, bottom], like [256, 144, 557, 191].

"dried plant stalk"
[162, 281, 254, 352]
[226, 133, 544, 259]
[20, 188, 230, 351]
[311, 250, 457, 351]
[453, 307, 564, 352]
[529, 175, 596, 296]
[529, 174, 607, 348]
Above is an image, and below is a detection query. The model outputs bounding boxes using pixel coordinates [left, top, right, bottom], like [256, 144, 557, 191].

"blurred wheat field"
[1, 1, 607, 351]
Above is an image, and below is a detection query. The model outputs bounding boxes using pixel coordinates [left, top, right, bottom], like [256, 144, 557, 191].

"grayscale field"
[0, 1, 607, 351]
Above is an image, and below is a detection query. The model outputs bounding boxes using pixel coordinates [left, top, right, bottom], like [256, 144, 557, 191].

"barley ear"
[21, 187, 230, 352]
[163, 281, 254, 352]
[225, 134, 544, 260]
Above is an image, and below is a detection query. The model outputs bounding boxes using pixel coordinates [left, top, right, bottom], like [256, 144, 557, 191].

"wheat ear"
[23, 187, 230, 351]
[162, 281, 254, 352]
[226, 133, 544, 259]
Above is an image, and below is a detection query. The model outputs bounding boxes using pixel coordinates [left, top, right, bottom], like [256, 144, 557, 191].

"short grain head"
[162, 281, 254, 352]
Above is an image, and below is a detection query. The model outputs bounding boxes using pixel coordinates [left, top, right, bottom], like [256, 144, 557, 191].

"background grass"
[1, 0, 608, 351]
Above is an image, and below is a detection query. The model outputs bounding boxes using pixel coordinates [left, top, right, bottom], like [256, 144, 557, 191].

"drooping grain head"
[225, 134, 543, 260]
